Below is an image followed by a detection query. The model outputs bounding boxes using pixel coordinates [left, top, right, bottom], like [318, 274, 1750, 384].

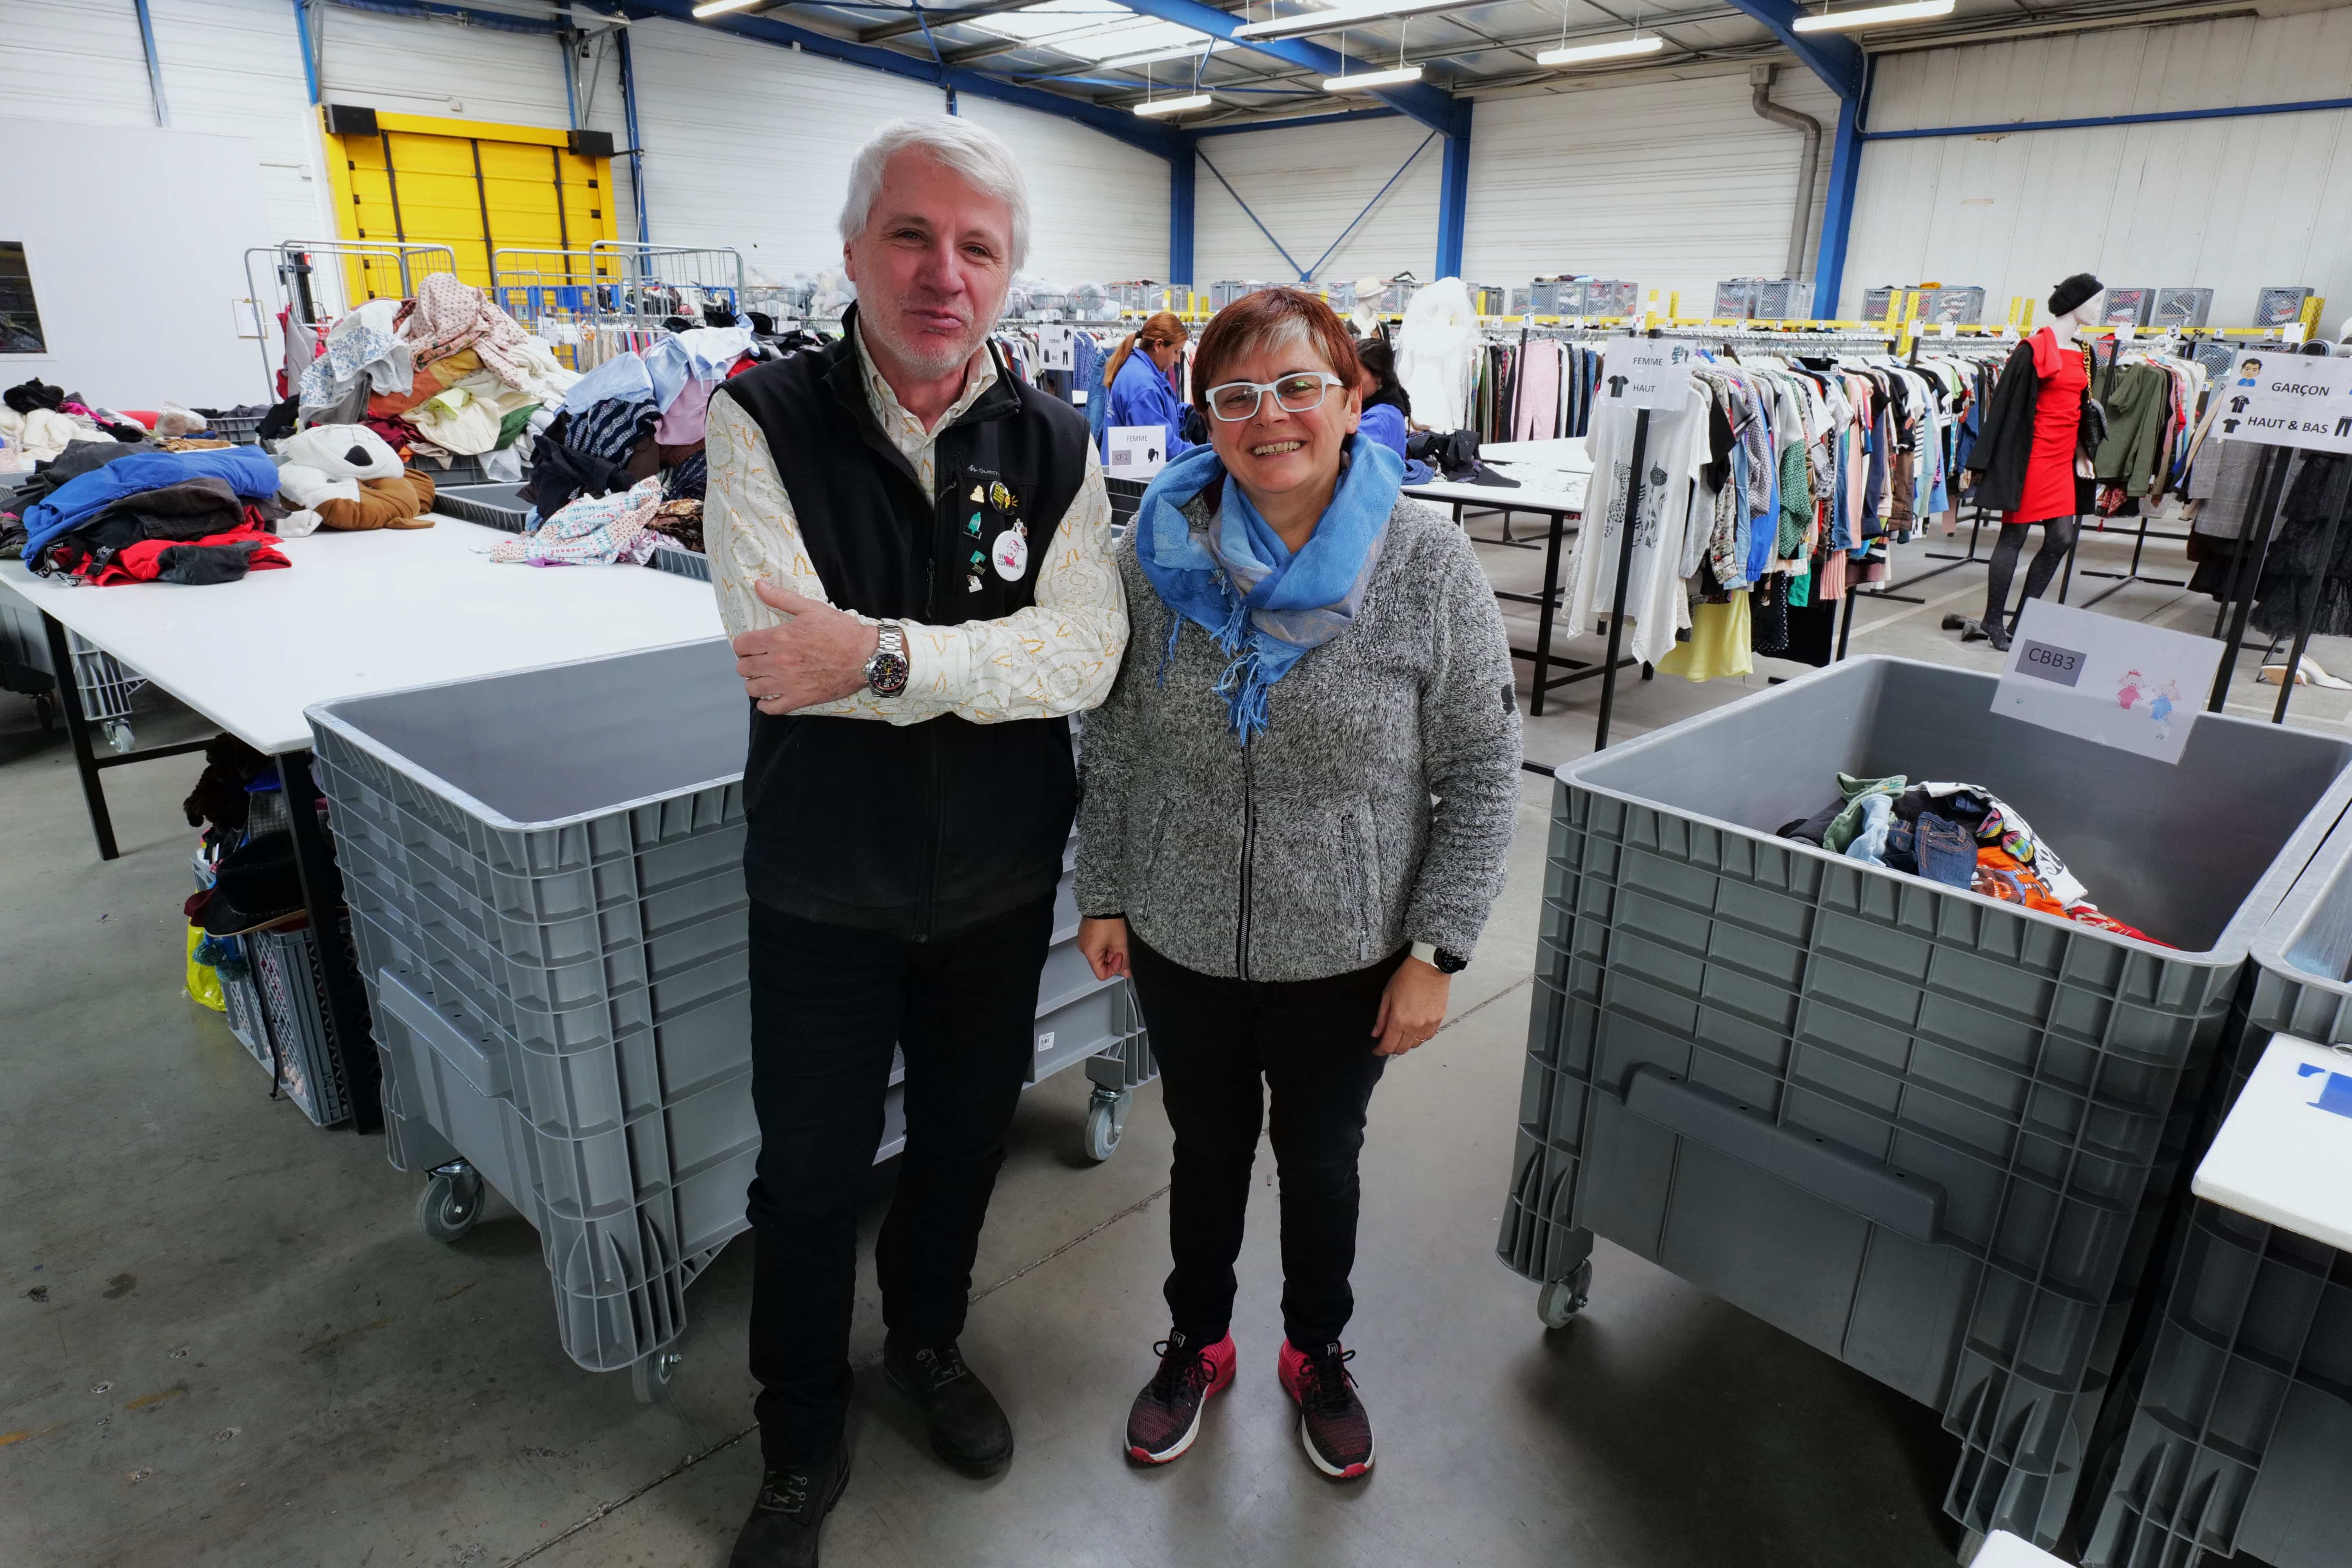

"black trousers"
[1127, 935, 1399, 1350]
[744, 893, 1053, 1470]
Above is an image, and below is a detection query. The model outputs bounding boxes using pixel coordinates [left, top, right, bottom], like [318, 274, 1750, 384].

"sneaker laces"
[1299, 1345, 1357, 1418]
[1147, 1337, 1215, 1402]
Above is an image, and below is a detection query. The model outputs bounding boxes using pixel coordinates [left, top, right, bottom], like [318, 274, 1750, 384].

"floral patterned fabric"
[489, 475, 664, 566]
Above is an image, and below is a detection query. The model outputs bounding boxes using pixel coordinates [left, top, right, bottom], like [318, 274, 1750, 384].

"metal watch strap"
[865, 622, 909, 696]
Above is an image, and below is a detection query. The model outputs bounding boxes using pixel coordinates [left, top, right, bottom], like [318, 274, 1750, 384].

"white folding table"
[0, 517, 727, 1129]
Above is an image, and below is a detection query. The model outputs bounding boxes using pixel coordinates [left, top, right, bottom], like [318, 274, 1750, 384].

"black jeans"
[744, 893, 1053, 1470]
[1127, 935, 1399, 1350]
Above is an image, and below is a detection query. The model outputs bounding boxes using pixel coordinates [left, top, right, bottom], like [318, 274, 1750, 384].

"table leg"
[1530, 508, 1567, 717]
[42, 611, 117, 861]
[279, 749, 383, 1133]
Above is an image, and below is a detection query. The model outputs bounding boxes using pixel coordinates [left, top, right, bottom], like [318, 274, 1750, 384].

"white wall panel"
[1194, 117, 1443, 285]
[0, 0, 158, 129]
[626, 18, 942, 281]
[152, 0, 335, 252]
[1845, 12, 2352, 327]
[314, 3, 576, 130]
[956, 99, 1169, 281]
[1465, 70, 1840, 311]
[0, 116, 274, 407]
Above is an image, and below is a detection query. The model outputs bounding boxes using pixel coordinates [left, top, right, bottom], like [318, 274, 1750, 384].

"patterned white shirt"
[706, 329, 1128, 724]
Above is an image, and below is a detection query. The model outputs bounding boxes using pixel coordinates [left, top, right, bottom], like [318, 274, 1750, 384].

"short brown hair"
[1190, 288, 1363, 422]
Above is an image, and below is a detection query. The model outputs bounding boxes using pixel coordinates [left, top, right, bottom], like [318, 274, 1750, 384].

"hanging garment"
[1655, 593, 1753, 681]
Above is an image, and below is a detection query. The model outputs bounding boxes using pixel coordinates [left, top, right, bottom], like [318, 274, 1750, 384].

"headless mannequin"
[1976, 298, 2099, 650]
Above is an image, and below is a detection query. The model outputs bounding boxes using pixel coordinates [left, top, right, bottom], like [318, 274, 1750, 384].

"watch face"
[868, 652, 910, 696]
[1435, 949, 1468, 973]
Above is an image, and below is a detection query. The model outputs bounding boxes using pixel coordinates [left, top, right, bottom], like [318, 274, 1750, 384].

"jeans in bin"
[746, 892, 1054, 1469]
[1127, 935, 1399, 1350]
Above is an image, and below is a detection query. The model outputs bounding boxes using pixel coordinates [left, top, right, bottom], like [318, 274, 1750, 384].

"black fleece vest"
[713, 317, 1093, 939]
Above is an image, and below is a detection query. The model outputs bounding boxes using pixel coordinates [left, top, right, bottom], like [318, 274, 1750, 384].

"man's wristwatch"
[864, 622, 909, 697]
[1411, 941, 1468, 974]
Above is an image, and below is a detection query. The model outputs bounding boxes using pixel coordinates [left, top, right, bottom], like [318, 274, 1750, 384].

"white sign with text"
[1035, 324, 1074, 372]
[2194, 1033, 2352, 1253]
[1598, 337, 1693, 411]
[1105, 426, 1168, 478]
[2212, 350, 2352, 453]
[1994, 599, 2222, 764]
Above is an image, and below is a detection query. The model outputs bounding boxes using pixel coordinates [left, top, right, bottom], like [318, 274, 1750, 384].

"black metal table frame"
[1429, 492, 1644, 718]
[40, 611, 383, 1132]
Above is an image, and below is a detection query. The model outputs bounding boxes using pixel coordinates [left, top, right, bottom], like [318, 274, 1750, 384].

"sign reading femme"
[2214, 350, 2352, 454]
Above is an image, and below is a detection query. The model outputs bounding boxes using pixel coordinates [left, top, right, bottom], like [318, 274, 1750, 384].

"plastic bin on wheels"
[2082, 813, 2352, 1568]
[306, 640, 1152, 1402]
[1495, 657, 2352, 1554]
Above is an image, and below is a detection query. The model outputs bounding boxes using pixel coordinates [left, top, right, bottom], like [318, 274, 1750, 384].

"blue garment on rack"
[1076, 333, 1109, 446]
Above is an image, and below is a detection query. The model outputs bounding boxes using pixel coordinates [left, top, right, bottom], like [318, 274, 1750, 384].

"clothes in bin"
[305, 639, 1151, 1385]
[1498, 656, 2352, 1550]
[2083, 814, 2352, 1568]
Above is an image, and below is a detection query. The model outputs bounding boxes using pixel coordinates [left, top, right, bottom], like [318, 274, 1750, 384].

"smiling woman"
[1073, 285, 1523, 1484]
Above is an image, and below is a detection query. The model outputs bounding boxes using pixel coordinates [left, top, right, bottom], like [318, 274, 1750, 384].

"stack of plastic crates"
[307, 639, 1152, 1399]
[2082, 815, 2352, 1568]
[1495, 658, 2352, 1553]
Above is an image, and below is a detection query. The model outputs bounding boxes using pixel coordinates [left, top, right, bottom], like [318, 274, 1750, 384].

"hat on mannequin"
[2048, 273, 2103, 318]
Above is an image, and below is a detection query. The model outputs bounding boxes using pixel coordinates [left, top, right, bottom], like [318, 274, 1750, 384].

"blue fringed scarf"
[1133, 437, 1403, 741]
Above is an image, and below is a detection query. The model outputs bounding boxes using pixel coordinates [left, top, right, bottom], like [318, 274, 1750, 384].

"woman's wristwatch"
[1411, 941, 1467, 974]
[864, 622, 909, 697]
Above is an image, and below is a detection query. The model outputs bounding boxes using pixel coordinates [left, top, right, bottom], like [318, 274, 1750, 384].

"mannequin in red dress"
[1962, 273, 2103, 651]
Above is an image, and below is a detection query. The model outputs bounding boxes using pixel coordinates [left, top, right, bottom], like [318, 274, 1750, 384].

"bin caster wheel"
[34, 694, 55, 731]
[416, 1165, 483, 1244]
[632, 1350, 680, 1404]
[102, 719, 133, 754]
[1083, 1088, 1128, 1163]
[1536, 1261, 1593, 1328]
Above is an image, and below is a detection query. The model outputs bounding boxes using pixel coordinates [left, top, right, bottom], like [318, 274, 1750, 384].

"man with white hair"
[706, 116, 1127, 1566]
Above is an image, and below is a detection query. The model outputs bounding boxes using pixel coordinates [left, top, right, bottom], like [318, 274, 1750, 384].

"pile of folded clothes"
[1780, 774, 2163, 943]
[0, 378, 151, 472]
[13, 445, 291, 585]
[274, 425, 437, 534]
[296, 276, 577, 476]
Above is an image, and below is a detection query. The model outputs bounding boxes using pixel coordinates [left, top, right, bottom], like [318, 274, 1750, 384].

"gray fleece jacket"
[1074, 494, 1522, 983]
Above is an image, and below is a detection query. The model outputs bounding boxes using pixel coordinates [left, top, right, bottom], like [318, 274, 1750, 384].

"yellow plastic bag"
[185, 926, 225, 1013]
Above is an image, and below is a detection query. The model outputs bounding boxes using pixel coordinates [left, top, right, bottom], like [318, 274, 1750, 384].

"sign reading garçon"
[2213, 350, 2352, 454]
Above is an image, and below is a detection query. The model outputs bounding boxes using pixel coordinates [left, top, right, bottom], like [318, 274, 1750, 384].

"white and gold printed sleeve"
[704, 394, 1128, 726]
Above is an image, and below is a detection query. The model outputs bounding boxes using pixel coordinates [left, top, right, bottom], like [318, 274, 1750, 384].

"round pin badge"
[990, 481, 1014, 512]
[992, 528, 1029, 581]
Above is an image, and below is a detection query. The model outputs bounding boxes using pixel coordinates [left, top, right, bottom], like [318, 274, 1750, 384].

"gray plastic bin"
[2083, 817, 2352, 1568]
[645, 542, 711, 582]
[432, 483, 533, 531]
[1499, 657, 2352, 1550]
[307, 640, 1152, 1390]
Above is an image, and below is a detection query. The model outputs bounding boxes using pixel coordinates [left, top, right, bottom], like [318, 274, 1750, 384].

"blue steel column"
[1169, 144, 1195, 286]
[1435, 102, 1471, 280]
[1814, 88, 1866, 319]
[618, 24, 650, 245]
[132, 0, 171, 126]
[289, 0, 320, 104]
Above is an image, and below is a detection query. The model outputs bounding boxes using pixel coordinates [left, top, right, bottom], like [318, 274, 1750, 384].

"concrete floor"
[2, 515, 2322, 1567]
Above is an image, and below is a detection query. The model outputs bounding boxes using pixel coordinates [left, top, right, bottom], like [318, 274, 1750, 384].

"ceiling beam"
[614, 0, 1189, 158]
[1716, 0, 1863, 97]
[859, 0, 1042, 44]
[1111, 0, 1468, 135]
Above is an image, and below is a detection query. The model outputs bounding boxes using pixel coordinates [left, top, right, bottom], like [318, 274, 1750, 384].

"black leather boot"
[883, 1338, 1014, 1477]
[728, 1448, 849, 1568]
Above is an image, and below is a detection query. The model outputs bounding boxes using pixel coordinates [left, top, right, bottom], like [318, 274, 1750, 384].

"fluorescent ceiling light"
[1098, 40, 1231, 70]
[1134, 93, 1214, 115]
[1791, 0, 1954, 31]
[691, 0, 759, 15]
[1322, 64, 1424, 90]
[1536, 34, 1664, 65]
[1238, 0, 1459, 40]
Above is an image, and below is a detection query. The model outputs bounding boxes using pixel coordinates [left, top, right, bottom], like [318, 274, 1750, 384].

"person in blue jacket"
[1352, 336, 1433, 482]
[1101, 312, 1194, 468]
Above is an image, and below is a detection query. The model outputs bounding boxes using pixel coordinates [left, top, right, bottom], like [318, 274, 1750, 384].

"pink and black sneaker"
[1277, 1339, 1375, 1479]
[1125, 1329, 1235, 1465]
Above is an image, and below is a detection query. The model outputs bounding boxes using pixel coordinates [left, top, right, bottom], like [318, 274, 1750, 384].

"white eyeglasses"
[1203, 371, 1344, 422]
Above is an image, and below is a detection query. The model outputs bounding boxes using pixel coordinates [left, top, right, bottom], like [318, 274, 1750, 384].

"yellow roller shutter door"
[324, 111, 615, 303]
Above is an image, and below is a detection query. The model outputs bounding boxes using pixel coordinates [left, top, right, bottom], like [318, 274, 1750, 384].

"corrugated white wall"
[153, 0, 335, 252]
[956, 98, 1169, 282]
[1466, 69, 1840, 310]
[1844, 12, 2352, 327]
[0, 0, 157, 128]
[1194, 116, 1443, 286]
[625, 19, 1170, 285]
